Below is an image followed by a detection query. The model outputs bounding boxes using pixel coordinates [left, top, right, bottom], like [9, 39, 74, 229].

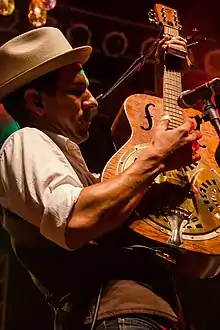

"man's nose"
[82, 93, 98, 114]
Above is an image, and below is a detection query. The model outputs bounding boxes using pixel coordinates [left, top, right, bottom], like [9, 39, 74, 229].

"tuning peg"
[148, 9, 159, 25]
[148, 9, 157, 18]
[178, 20, 183, 31]
[148, 9, 155, 16]
[149, 17, 159, 25]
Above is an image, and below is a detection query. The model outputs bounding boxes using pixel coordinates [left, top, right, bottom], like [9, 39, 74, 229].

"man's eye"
[68, 86, 86, 97]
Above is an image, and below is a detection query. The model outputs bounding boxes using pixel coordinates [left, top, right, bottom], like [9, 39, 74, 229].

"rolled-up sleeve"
[0, 128, 84, 249]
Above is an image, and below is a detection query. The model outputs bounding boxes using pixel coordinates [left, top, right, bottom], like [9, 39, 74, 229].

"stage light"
[204, 49, 220, 78]
[28, 0, 47, 27]
[0, 0, 15, 16]
[102, 31, 128, 58]
[39, 0, 56, 11]
[66, 23, 92, 46]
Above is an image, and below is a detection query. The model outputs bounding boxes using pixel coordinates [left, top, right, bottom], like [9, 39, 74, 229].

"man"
[0, 27, 201, 330]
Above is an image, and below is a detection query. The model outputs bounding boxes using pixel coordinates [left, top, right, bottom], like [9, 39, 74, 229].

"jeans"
[92, 315, 179, 330]
[55, 311, 181, 330]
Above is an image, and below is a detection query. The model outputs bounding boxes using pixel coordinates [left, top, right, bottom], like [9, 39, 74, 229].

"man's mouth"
[80, 117, 92, 125]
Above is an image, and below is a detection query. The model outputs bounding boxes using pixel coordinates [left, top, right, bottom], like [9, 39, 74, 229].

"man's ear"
[24, 89, 45, 116]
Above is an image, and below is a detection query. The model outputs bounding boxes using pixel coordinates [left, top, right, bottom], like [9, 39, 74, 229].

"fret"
[164, 102, 182, 110]
[164, 115, 184, 125]
[167, 117, 184, 126]
[164, 86, 180, 91]
[163, 108, 183, 117]
[164, 89, 180, 94]
[164, 84, 182, 90]
[169, 120, 183, 126]
[164, 103, 181, 110]
[167, 119, 183, 125]
[164, 89, 180, 95]
[164, 95, 179, 101]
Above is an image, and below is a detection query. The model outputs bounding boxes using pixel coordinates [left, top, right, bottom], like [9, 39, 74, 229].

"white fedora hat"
[0, 27, 92, 101]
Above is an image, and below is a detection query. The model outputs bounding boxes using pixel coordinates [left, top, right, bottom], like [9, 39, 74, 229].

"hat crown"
[0, 27, 72, 86]
[0, 27, 92, 100]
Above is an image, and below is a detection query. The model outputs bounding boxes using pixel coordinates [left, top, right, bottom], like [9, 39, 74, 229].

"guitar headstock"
[149, 4, 182, 33]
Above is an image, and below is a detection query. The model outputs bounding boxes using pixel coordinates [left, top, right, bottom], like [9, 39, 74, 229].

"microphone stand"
[213, 93, 220, 166]
[202, 98, 220, 139]
[195, 97, 220, 167]
[96, 27, 164, 102]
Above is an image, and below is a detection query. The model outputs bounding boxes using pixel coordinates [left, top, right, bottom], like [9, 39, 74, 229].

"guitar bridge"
[166, 210, 190, 247]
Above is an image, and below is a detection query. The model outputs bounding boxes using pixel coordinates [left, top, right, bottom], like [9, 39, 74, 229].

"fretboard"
[163, 68, 184, 129]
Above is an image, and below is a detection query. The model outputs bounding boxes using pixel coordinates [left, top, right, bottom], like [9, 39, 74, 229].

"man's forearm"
[65, 151, 162, 249]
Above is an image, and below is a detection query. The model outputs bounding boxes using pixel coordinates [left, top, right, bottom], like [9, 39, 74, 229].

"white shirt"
[0, 127, 99, 249]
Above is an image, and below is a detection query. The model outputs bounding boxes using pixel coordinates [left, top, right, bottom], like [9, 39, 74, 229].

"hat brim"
[0, 45, 92, 101]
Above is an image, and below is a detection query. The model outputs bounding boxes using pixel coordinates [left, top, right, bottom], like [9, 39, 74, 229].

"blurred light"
[39, 0, 56, 11]
[102, 31, 128, 58]
[0, 0, 15, 16]
[28, 0, 47, 27]
[204, 49, 220, 78]
[66, 23, 92, 46]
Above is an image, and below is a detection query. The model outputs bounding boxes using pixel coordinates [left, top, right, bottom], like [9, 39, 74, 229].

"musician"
[0, 27, 201, 330]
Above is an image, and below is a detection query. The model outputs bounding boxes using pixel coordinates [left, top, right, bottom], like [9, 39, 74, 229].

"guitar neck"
[162, 25, 184, 128]
[163, 68, 184, 128]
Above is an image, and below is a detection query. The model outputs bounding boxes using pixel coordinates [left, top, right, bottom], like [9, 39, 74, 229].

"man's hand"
[161, 35, 187, 53]
[140, 115, 202, 172]
[156, 35, 188, 58]
[155, 35, 192, 69]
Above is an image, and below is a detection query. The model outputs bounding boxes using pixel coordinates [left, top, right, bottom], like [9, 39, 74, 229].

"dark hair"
[2, 69, 59, 126]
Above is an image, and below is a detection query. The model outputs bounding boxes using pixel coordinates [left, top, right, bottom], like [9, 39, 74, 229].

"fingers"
[163, 35, 187, 43]
[185, 130, 202, 143]
[192, 140, 200, 153]
[172, 120, 202, 163]
[157, 113, 170, 131]
[162, 35, 187, 51]
[192, 153, 201, 162]
[184, 129, 202, 164]
[184, 130, 202, 162]
[157, 115, 200, 139]
[165, 37, 187, 47]
[156, 35, 170, 57]
[177, 120, 193, 137]
[159, 35, 170, 46]
[177, 116, 201, 136]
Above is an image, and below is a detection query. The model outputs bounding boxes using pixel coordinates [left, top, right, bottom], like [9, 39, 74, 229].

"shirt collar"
[42, 130, 80, 155]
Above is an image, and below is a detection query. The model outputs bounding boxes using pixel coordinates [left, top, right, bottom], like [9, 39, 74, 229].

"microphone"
[177, 78, 220, 108]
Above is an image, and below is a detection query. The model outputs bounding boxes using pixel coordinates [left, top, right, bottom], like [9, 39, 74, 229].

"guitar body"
[102, 94, 220, 278]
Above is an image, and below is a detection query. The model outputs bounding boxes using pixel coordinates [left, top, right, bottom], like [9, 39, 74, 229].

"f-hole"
[140, 103, 154, 131]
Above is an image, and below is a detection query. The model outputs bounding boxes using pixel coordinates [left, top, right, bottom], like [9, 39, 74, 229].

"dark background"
[0, 0, 220, 329]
